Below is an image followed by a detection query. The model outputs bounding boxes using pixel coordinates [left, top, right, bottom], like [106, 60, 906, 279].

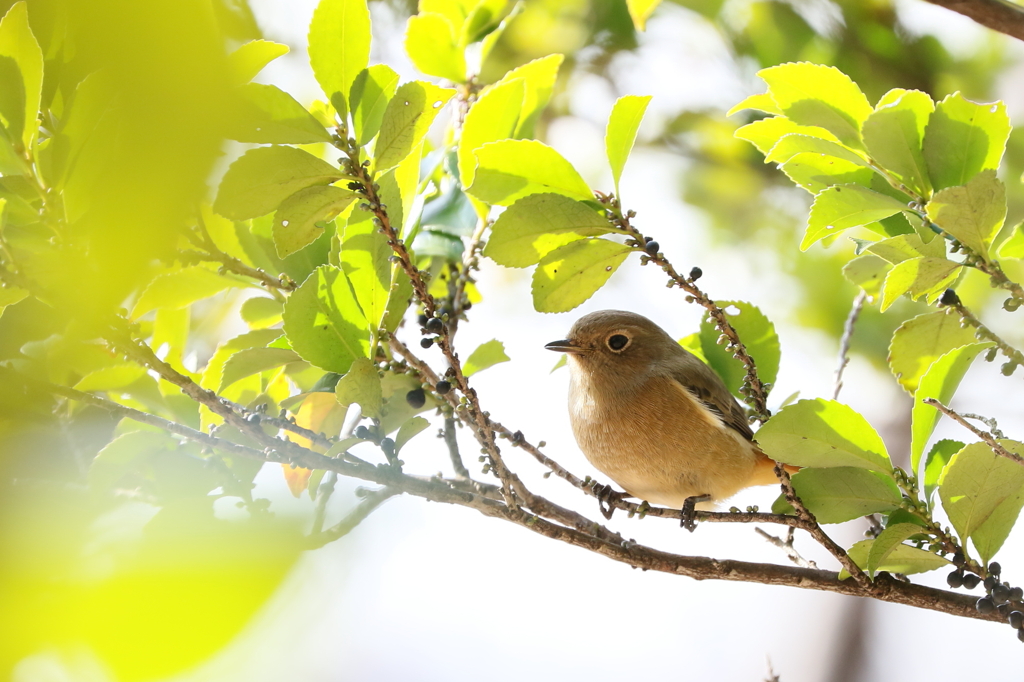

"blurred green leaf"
[132, 266, 245, 318]
[910, 342, 993, 472]
[879, 257, 961, 311]
[341, 206, 392, 332]
[405, 13, 466, 83]
[215, 146, 345, 220]
[458, 77, 525, 187]
[500, 54, 563, 139]
[0, 284, 27, 317]
[866, 233, 945, 264]
[940, 440, 1024, 561]
[463, 0, 512, 44]
[925, 170, 1006, 260]
[998, 222, 1024, 259]
[273, 185, 357, 258]
[626, 0, 662, 30]
[923, 93, 1010, 191]
[395, 415, 430, 453]
[308, 0, 371, 117]
[532, 238, 630, 313]
[219, 347, 299, 391]
[803, 185, 907, 251]
[758, 62, 872, 148]
[484, 193, 616, 268]
[74, 364, 147, 393]
[374, 81, 455, 172]
[0, 2, 43, 150]
[866, 523, 928, 578]
[89, 430, 175, 491]
[887, 310, 977, 394]
[463, 339, 510, 376]
[697, 300, 779, 396]
[240, 296, 283, 329]
[232, 83, 332, 144]
[605, 95, 651, 194]
[789, 466, 902, 524]
[349, 64, 400, 146]
[468, 139, 592, 206]
[334, 356, 382, 419]
[840, 538, 948, 580]
[924, 439, 963, 501]
[755, 398, 892, 472]
[282, 265, 368, 374]
[228, 39, 289, 84]
[862, 89, 933, 197]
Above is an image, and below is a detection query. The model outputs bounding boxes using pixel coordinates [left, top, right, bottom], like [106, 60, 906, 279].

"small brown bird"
[546, 310, 788, 521]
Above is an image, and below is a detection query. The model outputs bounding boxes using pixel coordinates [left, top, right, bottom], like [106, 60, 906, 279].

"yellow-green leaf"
[532, 238, 630, 313]
[458, 77, 525, 188]
[879, 257, 961, 311]
[923, 92, 1010, 191]
[405, 12, 466, 83]
[374, 81, 455, 172]
[132, 267, 245, 318]
[802, 185, 907, 251]
[334, 356, 382, 419]
[468, 139, 593, 206]
[925, 169, 1006, 261]
[341, 206, 392, 332]
[0, 2, 43, 150]
[862, 89, 933, 197]
[349, 64, 400, 146]
[626, 0, 662, 30]
[887, 310, 978, 394]
[231, 83, 332, 144]
[273, 185, 358, 259]
[498, 54, 563, 139]
[228, 40, 289, 85]
[735, 115, 839, 155]
[605, 95, 651, 194]
[282, 265, 369, 374]
[463, 339, 510, 376]
[308, 0, 371, 117]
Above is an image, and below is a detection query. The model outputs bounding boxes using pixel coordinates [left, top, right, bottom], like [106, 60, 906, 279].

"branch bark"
[923, 0, 1024, 42]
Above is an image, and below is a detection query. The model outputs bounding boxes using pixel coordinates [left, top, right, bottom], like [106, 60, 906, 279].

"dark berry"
[644, 241, 660, 256]
[947, 570, 964, 588]
[435, 380, 451, 395]
[245, 413, 261, 425]
[1018, 629, 1024, 643]
[420, 337, 433, 349]
[985, 576, 998, 591]
[417, 313, 429, 326]
[1011, 611, 1024, 629]
[406, 388, 426, 408]
[1011, 587, 1023, 601]
[346, 181, 363, 191]
[380, 437, 395, 457]
[998, 603, 1012, 618]
[425, 317, 444, 333]
[940, 288, 960, 306]
[977, 597, 996, 614]
[952, 551, 966, 566]
[962, 573, 981, 589]
[992, 562, 1003, 576]
[689, 266, 702, 281]
[994, 584, 1012, 603]
[354, 425, 370, 440]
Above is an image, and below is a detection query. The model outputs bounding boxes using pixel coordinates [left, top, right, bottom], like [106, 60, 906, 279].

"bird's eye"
[607, 334, 630, 351]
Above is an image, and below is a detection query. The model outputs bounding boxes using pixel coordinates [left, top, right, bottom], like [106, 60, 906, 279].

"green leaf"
[199, 329, 283, 430]
[334, 356, 382, 419]
[231, 83, 332, 144]
[382, 266, 413, 335]
[282, 265, 368, 374]
[756, 399, 892, 472]
[887, 310, 978, 394]
[0, 2, 43, 150]
[867, 523, 928, 578]
[532, 238, 630, 313]
[463, 339, 510, 376]
[842, 254, 890, 297]
[605, 95, 651, 194]
[939, 440, 1024, 561]
[998, 222, 1024, 259]
[480, 1, 523, 67]
[219, 347, 300, 391]
[0, 284, 27, 317]
[923, 92, 1010, 191]
[499, 54, 563, 139]
[735, 116, 839, 155]
[765, 134, 868, 166]
[483, 193, 617, 268]
[349, 64, 400, 146]
[840, 539, 949, 580]
[866, 233, 945, 264]
[925, 170, 1006, 260]
[89, 431, 175, 492]
[468, 139, 593, 206]
[214, 146, 345, 220]
[626, 0, 662, 30]
[405, 13, 466, 83]
[308, 0, 371, 117]
[462, 0, 512, 44]
[879, 257, 962, 312]
[379, 371, 436, 435]
[910, 342, 993, 472]
[757, 63, 872, 148]
[802, 185, 907, 251]
[132, 266, 245, 318]
[678, 333, 709, 365]
[697, 301, 779, 397]
[862, 89, 933, 196]
[458, 77, 525, 188]
[374, 81, 455, 172]
[240, 296, 283, 329]
[228, 39, 289, 84]
[727, 92, 782, 117]
[341, 206, 392, 332]
[924, 439, 963, 502]
[779, 153, 874, 195]
[273, 185, 357, 259]
[395, 415, 430, 453]
[74, 364, 147, 393]
[789, 467, 902, 524]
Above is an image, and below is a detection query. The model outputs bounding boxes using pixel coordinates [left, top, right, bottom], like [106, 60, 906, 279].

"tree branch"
[834, 290, 866, 400]
[923, 0, 1024, 42]
[924, 398, 1024, 466]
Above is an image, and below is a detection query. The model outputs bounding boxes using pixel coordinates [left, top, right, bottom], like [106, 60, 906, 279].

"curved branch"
[923, 0, 1024, 42]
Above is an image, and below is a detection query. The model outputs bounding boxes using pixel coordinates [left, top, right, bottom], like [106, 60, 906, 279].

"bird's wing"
[665, 351, 754, 441]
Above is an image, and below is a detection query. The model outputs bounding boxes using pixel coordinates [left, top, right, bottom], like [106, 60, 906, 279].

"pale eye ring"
[607, 333, 630, 351]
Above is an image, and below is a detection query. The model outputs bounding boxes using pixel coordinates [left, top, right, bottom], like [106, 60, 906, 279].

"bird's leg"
[680, 494, 711, 532]
[592, 482, 628, 520]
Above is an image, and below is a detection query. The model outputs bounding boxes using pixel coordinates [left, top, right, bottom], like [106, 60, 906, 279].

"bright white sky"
[173, 2, 1024, 680]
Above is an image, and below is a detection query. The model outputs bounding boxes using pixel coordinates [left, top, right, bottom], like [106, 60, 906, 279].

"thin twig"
[311, 472, 339, 535]
[444, 416, 471, 479]
[924, 398, 1024, 467]
[941, 292, 1024, 374]
[755, 526, 818, 569]
[834, 290, 866, 400]
[305, 487, 398, 549]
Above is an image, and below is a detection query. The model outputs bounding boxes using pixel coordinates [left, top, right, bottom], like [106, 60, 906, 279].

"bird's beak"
[544, 339, 588, 354]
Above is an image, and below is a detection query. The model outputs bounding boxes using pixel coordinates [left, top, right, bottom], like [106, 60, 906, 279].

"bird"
[545, 310, 790, 526]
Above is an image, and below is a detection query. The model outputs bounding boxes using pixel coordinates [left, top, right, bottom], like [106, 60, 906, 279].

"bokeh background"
[4, 0, 1024, 680]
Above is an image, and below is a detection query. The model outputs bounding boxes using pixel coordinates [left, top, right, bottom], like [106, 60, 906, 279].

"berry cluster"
[950, 561, 1024, 640]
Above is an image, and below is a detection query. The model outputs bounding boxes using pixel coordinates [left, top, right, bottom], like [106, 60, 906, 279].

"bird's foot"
[592, 483, 627, 520]
[680, 494, 711, 532]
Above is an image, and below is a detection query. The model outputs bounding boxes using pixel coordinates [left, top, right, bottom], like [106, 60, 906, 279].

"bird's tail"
[749, 450, 800, 487]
